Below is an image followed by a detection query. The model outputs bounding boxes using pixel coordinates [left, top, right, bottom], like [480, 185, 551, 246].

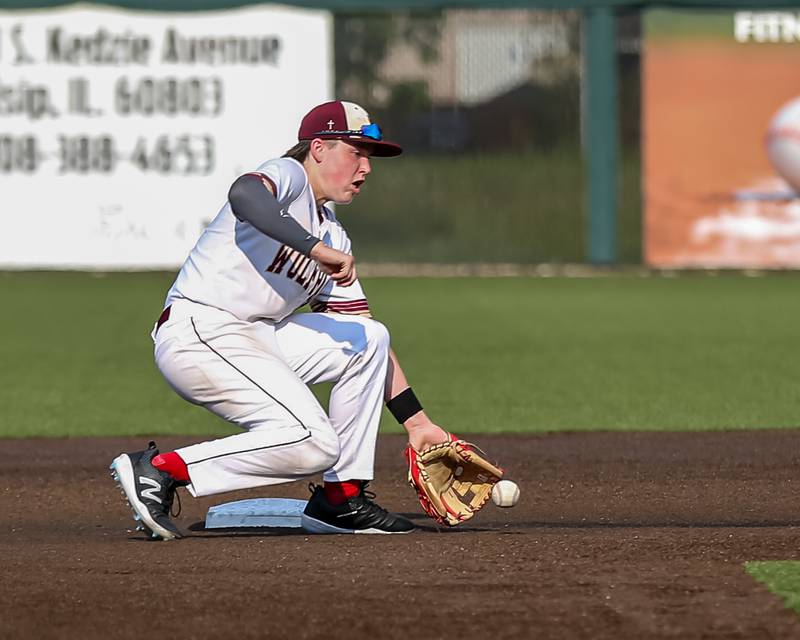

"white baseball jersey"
[165, 157, 369, 322]
[153, 155, 386, 495]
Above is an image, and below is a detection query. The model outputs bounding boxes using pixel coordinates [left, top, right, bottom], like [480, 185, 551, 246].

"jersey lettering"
[267, 244, 328, 297]
[305, 268, 328, 300]
[287, 253, 311, 282]
[266, 245, 294, 274]
[294, 259, 315, 288]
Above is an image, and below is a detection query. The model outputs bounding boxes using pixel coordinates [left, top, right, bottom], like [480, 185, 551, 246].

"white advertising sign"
[0, 4, 331, 268]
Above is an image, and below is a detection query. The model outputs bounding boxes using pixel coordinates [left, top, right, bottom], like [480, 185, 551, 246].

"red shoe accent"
[323, 480, 363, 506]
[151, 451, 190, 483]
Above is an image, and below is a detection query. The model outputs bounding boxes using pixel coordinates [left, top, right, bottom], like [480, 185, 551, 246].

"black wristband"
[386, 387, 423, 424]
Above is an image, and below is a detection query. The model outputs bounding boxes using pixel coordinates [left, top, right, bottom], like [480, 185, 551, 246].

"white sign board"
[0, 4, 331, 268]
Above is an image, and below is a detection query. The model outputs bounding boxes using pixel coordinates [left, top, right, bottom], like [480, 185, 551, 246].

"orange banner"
[644, 11, 800, 267]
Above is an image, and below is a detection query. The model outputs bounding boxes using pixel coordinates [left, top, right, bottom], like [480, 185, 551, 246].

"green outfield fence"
[5, 0, 798, 264]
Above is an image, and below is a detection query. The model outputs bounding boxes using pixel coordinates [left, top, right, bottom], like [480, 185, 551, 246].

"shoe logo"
[336, 510, 358, 518]
[139, 477, 163, 504]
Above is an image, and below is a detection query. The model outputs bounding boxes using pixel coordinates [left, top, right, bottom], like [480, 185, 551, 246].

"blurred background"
[10, 4, 800, 269]
[0, 3, 644, 268]
[3, 2, 800, 438]
[334, 8, 640, 264]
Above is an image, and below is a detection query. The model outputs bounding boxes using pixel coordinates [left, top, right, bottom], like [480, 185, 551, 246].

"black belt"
[155, 305, 172, 333]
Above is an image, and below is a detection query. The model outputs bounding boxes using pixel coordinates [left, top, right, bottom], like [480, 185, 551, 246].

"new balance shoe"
[301, 482, 415, 534]
[109, 441, 183, 540]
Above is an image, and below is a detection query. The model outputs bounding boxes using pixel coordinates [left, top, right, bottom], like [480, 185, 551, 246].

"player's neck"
[302, 159, 330, 207]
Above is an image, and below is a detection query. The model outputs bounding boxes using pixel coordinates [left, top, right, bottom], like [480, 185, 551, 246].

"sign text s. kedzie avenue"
[6, 25, 282, 66]
[41, 27, 280, 66]
[0, 22, 283, 176]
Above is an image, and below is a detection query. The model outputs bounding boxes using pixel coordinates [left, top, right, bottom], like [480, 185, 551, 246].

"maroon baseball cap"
[298, 100, 402, 157]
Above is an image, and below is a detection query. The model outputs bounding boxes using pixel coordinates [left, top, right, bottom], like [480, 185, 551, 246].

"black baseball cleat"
[109, 441, 184, 540]
[301, 482, 415, 534]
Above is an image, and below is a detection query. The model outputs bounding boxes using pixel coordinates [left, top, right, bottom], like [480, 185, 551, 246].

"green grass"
[746, 562, 800, 615]
[343, 148, 641, 264]
[645, 9, 736, 42]
[2, 272, 800, 438]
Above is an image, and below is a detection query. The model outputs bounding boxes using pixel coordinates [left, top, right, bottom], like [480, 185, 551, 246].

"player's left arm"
[311, 293, 447, 448]
[392, 348, 504, 527]
[312, 220, 447, 447]
[385, 349, 449, 451]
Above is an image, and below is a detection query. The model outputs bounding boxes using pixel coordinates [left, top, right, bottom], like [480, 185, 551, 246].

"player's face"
[317, 141, 372, 204]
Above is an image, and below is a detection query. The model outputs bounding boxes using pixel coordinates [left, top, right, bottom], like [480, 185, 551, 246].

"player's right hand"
[309, 242, 357, 287]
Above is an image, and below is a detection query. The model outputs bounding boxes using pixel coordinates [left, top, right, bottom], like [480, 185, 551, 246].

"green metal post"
[584, 6, 618, 264]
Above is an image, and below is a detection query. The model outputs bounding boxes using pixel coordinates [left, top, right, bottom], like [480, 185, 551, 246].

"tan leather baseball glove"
[405, 435, 504, 526]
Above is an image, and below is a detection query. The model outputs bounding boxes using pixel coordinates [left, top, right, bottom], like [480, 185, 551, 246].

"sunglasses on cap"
[312, 123, 383, 141]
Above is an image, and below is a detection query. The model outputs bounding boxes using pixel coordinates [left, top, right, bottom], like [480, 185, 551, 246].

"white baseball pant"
[153, 299, 390, 497]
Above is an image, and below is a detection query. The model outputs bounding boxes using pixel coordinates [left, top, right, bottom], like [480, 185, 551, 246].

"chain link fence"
[334, 9, 641, 264]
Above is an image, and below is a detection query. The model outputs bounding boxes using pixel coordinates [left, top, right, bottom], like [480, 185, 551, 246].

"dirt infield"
[3, 431, 800, 639]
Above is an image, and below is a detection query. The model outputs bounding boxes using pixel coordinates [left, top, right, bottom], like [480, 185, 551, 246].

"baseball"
[491, 480, 520, 508]
[767, 96, 800, 191]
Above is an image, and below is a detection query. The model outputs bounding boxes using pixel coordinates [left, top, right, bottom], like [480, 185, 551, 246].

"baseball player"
[110, 100, 449, 539]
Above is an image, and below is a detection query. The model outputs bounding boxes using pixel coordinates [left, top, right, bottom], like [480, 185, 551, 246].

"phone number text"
[0, 134, 215, 175]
